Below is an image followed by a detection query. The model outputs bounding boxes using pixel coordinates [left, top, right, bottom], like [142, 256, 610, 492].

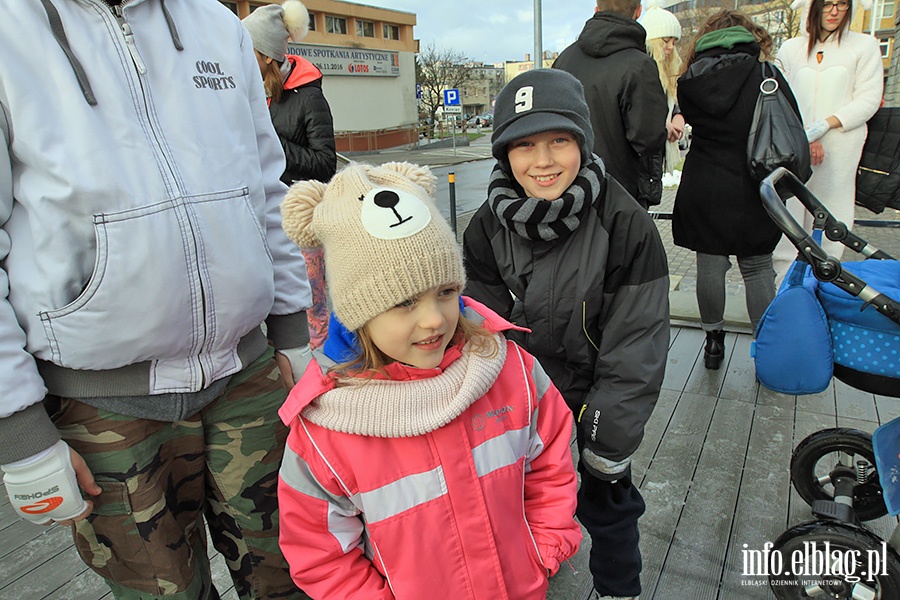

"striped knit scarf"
[488, 158, 605, 242]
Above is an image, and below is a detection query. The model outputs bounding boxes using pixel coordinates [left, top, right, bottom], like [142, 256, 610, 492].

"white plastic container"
[2, 440, 90, 525]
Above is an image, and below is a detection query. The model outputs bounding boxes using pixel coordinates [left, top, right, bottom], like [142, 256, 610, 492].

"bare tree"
[674, 0, 800, 63]
[755, 0, 802, 50]
[416, 43, 474, 139]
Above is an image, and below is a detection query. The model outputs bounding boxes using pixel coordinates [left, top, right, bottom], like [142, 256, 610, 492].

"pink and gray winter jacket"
[277, 299, 580, 599]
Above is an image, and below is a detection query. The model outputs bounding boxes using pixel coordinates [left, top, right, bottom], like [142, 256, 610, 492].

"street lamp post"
[534, 0, 542, 70]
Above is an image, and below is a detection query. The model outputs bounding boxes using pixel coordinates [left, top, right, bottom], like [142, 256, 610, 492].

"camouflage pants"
[51, 350, 311, 599]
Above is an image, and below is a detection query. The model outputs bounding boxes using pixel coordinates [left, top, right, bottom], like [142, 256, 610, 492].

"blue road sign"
[443, 88, 460, 106]
[416, 83, 422, 99]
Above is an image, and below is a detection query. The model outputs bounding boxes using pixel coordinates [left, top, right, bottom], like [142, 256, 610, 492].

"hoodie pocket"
[40, 188, 274, 369]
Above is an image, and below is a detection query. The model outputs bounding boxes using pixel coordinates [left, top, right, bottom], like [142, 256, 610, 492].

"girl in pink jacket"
[278, 161, 581, 599]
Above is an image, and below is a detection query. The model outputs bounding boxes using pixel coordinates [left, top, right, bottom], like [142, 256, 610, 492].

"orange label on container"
[20, 496, 63, 514]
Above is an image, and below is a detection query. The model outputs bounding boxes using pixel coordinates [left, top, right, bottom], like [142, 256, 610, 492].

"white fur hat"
[242, 0, 310, 62]
[281, 162, 466, 331]
[790, 0, 873, 35]
[639, 6, 682, 41]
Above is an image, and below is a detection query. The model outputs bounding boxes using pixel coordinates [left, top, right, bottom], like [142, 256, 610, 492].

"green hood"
[694, 26, 757, 54]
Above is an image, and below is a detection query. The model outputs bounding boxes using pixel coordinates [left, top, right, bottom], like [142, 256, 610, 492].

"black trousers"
[576, 423, 645, 597]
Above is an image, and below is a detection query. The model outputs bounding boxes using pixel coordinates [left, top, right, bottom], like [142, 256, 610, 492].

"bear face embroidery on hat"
[360, 187, 432, 240]
[280, 161, 466, 331]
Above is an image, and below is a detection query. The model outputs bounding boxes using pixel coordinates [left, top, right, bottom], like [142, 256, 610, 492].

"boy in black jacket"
[462, 69, 669, 600]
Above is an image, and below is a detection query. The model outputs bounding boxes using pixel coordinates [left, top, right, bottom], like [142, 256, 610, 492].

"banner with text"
[287, 43, 400, 77]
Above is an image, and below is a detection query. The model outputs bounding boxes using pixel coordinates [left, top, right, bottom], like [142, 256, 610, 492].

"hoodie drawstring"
[39, 0, 185, 107]
[40, 0, 98, 106]
[160, 0, 184, 51]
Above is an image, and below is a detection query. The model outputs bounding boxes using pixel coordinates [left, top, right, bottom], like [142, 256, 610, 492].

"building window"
[325, 15, 347, 34]
[880, 37, 891, 57]
[221, 2, 237, 15]
[249, 3, 265, 12]
[383, 23, 400, 40]
[356, 20, 375, 37]
[308, 12, 316, 32]
[881, 1, 894, 19]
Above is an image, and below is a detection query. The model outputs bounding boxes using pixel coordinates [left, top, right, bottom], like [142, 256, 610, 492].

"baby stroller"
[757, 168, 900, 599]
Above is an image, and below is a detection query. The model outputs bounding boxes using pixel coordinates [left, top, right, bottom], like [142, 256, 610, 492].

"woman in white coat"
[773, 0, 883, 282]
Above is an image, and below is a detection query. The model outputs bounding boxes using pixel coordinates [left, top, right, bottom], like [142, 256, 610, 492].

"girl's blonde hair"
[646, 37, 682, 100]
[330, 312, 500, 382]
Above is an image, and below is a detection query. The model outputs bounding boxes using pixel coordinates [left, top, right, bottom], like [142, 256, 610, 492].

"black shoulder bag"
[747, 62, 811, 183]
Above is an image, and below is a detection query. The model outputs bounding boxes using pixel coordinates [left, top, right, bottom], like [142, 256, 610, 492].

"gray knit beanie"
[491, 69, 594, 165]
[242, 0, 310, 62]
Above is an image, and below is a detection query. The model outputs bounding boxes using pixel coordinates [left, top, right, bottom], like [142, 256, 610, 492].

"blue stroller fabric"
[753, 261, 834, 395]
[817, 260, 900, 396]
[872, 415, 900, 516]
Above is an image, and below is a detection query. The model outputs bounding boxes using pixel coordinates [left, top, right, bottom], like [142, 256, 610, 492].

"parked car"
[466, 114, 493, 128]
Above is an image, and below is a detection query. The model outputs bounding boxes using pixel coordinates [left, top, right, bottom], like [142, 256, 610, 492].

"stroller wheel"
[769, 520, 900, 599]
[791, 428, 887, 521]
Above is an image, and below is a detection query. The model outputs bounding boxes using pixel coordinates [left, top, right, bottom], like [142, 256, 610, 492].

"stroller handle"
[759, 168, 821, 248]
[760, 168, 900, 326]
[760, 168, 894, 260]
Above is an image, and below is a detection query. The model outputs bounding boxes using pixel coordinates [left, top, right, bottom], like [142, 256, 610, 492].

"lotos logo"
[20, 496, 63, 514]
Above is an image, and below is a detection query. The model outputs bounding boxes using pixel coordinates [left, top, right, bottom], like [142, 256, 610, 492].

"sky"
[359, 0, 603, 65]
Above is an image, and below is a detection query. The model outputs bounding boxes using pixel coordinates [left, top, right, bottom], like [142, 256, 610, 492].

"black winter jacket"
[270, 55, 337, 185]
[553, 12, 668, 205]
[674, 42, 799, 256]
[463, 165, 669, 479]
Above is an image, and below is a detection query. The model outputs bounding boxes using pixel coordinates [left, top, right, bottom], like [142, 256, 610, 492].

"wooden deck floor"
[2, 325, 899, 600]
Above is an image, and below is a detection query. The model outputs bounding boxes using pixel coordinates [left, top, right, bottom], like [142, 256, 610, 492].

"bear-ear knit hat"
[639, 5, 682, 41]
[491, 69, 594, 166]
[790, 0, 872, 35]
[281, 162, 466, 331]
[242, 0, 310, 62]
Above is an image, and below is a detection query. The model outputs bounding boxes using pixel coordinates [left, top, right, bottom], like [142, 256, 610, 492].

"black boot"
[704, 330, 726, 370]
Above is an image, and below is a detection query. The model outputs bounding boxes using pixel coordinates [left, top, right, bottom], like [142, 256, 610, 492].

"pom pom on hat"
[281, 162, 465, 331]
[639, 6, 682, 41]
[282, 179, 327, 248]
[242, 0, 310, 62]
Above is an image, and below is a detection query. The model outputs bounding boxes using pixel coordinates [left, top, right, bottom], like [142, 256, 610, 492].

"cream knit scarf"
[302, 336, 508, 438]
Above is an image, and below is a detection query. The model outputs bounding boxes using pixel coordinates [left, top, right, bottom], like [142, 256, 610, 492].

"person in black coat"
[553, 0, 668, 209]
[244, 0, 337, 354]
[674, 9, 801, 369]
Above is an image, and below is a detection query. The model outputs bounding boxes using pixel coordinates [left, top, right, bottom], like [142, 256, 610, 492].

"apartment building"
[502, 52, 558, 84]
[459, 63, 504, 117]
[222, 0, 419, 151]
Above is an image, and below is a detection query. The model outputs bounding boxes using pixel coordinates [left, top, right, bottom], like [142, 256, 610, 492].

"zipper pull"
[121, 21, 146, 74]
